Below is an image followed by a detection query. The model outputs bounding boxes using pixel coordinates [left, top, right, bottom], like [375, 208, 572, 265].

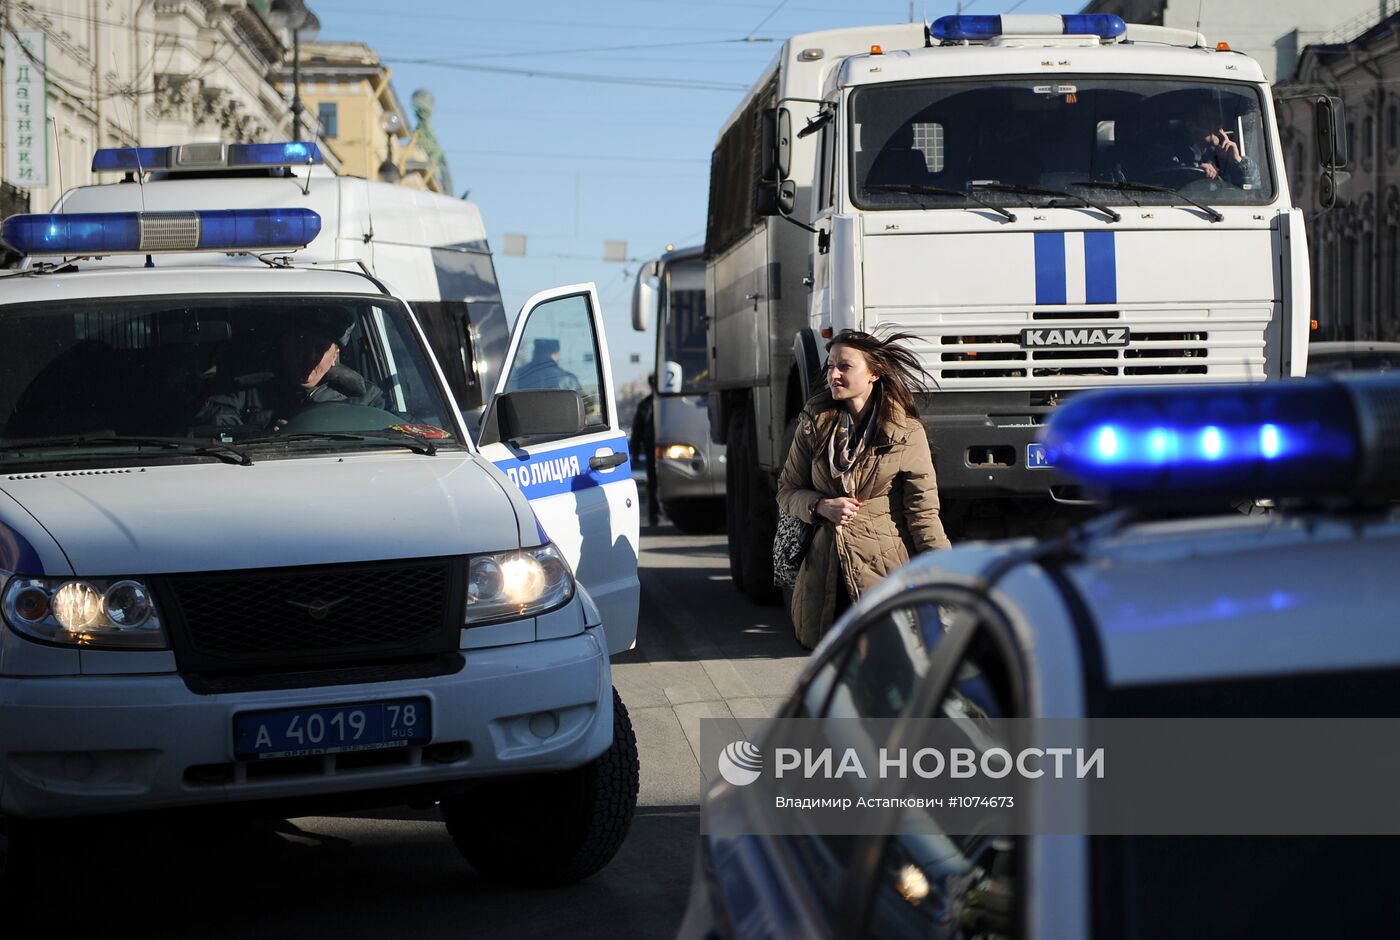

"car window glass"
[0, 296, 460, 459]
[865, 626, 1018, 939]
[504, 293, 607, 430]
[783, 600, 952, 916]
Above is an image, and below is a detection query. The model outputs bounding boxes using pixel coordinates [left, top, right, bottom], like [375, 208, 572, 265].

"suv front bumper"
[0, 628, 612, 819]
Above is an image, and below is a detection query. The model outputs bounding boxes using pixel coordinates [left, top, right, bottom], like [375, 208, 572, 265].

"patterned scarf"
[828, 398, 879, 496]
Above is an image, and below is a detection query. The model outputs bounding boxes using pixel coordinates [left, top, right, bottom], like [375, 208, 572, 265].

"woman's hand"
[817, 496, 863, 527]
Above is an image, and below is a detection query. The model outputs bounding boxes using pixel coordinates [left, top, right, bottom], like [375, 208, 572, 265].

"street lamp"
[378, 111, 403, 183]
[269, 0, 321, 142]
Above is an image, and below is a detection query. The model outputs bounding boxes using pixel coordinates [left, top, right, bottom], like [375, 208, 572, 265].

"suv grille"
[158, 558, 462, 674]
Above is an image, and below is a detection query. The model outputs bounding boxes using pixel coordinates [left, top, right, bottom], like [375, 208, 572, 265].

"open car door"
[476, 284, 640, 654]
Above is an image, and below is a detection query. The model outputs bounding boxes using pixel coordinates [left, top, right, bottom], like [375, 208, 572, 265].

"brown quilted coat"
[776, 401, 952, 649]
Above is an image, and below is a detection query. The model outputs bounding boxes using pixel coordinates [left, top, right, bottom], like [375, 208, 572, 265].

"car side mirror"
[1315, 96, 1348, 170]
[496, 389, 584, 444]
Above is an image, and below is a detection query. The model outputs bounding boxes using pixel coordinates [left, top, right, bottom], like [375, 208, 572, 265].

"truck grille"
[157, 558, 463, 675]
[939, 331, 1210, 379]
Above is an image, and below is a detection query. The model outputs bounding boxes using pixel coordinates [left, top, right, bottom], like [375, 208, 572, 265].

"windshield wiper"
[237, 430, 438, 456]
[0, 435, 252, 466]
[1068, 180, 1224, 223]
[864, 182, 1017, 223]
[968, 182, 1121, 223]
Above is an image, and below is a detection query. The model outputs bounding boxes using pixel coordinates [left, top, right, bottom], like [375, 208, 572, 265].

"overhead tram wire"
[403, 36, 776, 62]
[382, 58, 749, 92]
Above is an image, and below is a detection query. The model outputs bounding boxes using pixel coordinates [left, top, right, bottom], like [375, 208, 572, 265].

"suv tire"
[441, 687, 640, 885]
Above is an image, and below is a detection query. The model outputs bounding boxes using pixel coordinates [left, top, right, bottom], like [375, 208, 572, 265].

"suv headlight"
[466, 543, 574, 624]
[3, 576, 167, 649]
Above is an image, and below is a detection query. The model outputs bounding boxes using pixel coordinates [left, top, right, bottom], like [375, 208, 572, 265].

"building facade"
[274, 40, 445, 193]
[1284, 12, 1400, 343]
[1082, 0, 1389, 82]
[1, 0, 299, 215]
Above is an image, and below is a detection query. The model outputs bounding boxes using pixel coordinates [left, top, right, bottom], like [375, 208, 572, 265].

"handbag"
[773, 507, 817, 589]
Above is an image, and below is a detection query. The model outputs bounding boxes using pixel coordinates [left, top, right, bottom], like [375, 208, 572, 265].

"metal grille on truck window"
[161, 560, 455, 666]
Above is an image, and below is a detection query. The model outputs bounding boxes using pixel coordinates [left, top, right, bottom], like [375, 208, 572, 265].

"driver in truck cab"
[194, 309, 384, 431]
[1165, 98, 1259, 187]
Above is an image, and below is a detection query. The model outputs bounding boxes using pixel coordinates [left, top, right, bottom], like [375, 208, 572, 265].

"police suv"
[0, 143, 641, 892]
[682, 375, 1400, 938]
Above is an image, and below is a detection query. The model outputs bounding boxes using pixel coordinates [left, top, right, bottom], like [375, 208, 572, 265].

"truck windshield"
[850, 77, 1274, 210]
[0, 294, 462, 465]
[660, 260, 710, 394]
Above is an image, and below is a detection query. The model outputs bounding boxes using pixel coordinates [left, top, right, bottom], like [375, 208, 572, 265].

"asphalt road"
[18, 523, 809, 939]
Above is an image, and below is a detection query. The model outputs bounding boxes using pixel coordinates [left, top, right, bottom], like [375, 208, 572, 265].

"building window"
[1387, 106, 1399, 151]
[318, 102, 338, 139]
[1362, 115, 1375, 160]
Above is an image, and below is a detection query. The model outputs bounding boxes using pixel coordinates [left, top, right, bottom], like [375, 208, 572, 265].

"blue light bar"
[1039, 378, 1400, 502]
[1, 208, 322, 256]
[91, 141, 324, 173]
[931, 14, 1127, 42]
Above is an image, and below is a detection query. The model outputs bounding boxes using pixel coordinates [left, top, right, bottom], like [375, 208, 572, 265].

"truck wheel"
[725, 414, 747, 590]
[664, 499, 724, 534]
[441, 687, 640, 886]
[738, 413, 779, 605]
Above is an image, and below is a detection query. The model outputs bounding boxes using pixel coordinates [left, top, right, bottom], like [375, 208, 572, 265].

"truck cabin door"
[476, 284, 640, 654]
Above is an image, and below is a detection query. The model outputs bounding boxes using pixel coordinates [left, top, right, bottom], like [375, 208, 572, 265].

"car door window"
[502, 293, 607, 430]
[784, 600, 952, 916]
[863, 613, 1020, 940]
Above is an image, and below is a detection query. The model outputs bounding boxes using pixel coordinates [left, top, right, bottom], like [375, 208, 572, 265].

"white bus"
[631, 244, 725, 532]
[705, 15, 1345, 601]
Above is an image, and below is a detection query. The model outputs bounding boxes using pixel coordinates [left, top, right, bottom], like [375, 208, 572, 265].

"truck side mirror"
[755, 180, 797, 217]
[760, 108, 792, 182]
[631, 259, 659, 332]
[1315, 96, 1348, 170]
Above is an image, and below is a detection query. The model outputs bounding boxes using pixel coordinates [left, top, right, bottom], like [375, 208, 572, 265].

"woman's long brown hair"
[819, 329, 932, 430]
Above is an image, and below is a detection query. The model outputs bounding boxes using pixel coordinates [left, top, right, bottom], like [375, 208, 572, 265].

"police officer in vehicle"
[194, 309, 384, 431]
[508, 338, 583, 393]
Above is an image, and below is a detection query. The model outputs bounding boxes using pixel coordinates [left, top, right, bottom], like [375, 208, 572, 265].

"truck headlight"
[466, 543, 574, 624]
[3, 576, 167, 649]
[658, 443, 698, 461]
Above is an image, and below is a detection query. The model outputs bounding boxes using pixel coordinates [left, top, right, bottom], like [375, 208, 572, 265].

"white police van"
[683, 374, 1400, 938]
[0, 142, 640, 892]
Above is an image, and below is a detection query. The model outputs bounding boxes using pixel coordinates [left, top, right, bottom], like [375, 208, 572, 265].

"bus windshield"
[660, 260, 710, 395]
[850, 77, 1275, 210]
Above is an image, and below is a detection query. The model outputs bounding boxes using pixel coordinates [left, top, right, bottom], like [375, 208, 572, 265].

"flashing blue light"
[931, 13, 1127, 42]
[1259, 423, 1281, 459]
[1, 208, 322, 256]
[1039, 379, 1393, 502]
[91, 141, 324, 174]
[90, 147, 169, 172]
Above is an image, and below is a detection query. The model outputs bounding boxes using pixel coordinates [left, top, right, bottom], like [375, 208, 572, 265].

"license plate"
[1026, 443, 1054, 469]
[235, 697, 431, 760]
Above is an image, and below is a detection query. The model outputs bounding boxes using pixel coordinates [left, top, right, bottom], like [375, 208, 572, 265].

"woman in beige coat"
[777, 330, 951, 649]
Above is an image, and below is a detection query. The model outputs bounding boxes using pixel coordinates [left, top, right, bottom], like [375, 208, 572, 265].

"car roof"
[1063, 513, 1400, 687]
[0, 264, 387, 304]
[889, 511, 1400, 691]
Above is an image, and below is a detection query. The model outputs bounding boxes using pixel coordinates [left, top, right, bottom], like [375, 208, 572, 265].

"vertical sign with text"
[4, 30, 48, 188]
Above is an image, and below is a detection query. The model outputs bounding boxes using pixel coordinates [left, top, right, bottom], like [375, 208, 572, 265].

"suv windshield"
[0, 294, 462, 466]
[850, 77, 1274, 210]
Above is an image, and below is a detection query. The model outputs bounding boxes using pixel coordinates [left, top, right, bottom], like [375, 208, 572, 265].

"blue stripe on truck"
[1084, 230, 1117, 304]
[1034, 231, 1066, 305]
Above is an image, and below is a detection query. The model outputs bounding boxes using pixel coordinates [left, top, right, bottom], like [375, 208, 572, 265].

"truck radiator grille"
[938, 331, 1211, 380]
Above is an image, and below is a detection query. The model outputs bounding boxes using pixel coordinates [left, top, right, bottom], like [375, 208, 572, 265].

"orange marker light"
[870, 44, 884, 55]
[820, 326, 833, 338]
[1311, 319, 1320, 331]
[1216, 41, 1231, 51]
